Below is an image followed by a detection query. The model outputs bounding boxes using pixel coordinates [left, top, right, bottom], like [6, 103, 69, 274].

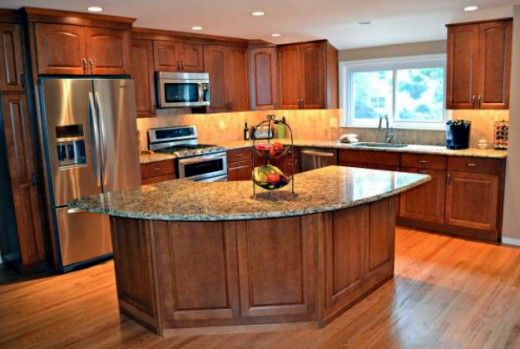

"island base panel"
[110, 197, 397, 335]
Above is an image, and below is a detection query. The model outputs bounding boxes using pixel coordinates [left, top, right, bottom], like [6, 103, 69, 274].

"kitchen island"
[71, 166, 429, 336]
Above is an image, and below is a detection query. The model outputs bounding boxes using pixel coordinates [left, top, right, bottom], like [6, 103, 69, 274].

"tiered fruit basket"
[251, 115, 296, 198]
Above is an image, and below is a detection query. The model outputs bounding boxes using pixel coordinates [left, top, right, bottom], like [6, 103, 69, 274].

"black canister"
[446, 120, 471, 149]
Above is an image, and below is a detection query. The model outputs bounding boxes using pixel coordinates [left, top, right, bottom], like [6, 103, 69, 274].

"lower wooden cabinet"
[399, 168, 446, 224]
[140, 160, 175, 184]
[445, 171, 499, 235]
[227, 148, 252, 181]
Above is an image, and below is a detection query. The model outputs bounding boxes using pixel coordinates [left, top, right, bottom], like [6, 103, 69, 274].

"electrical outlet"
[219, 120, 226, 130]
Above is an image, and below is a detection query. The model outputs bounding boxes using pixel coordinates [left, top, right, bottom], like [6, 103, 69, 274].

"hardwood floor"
[1, 227, 519, 349]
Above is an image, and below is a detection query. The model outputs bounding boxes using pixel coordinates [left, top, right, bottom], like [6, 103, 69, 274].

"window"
[340, 55, 447, 129]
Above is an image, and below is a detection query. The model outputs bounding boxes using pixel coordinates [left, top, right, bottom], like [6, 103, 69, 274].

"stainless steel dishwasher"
[301, 148, 338, 171]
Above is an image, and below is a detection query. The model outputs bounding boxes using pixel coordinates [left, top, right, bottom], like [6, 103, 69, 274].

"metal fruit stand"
[251, 114, 296, 199]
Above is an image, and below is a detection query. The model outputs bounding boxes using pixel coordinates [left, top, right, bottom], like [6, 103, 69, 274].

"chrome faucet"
[378, 115, 395, 144]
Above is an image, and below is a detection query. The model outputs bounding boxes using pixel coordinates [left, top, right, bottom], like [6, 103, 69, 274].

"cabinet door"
[477, 20, 512, 109]
[249, 47, 278, 110]
[225, 47, 249, 111]
[446, 24, 480, 109]
[35, 23, 87, 75]
[399, 168, 446, 224]
[2, 93, 45, 266]
[178, 42, 204, 72]
[0, 24, 24, 92]
[153, 40, 179, 71]
[85, 27, 130, 75]
[278, 45, 302, 109]
[130, 38, 155, 117]
[228, 161, 252, 181]
[203, 45, 228, 112]
[446, 171, 499, 235]
[300, 42, 325, 109]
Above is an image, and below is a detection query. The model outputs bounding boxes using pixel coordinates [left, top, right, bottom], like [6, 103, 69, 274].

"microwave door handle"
[88, 92, 102, 187]
[198, 83, 204, 103]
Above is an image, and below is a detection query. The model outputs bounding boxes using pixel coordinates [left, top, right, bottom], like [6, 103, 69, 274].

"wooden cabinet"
[84, 27, 130, 75]
[140, 160, 175, 184]
[153, 40, 203, 72]
[129, 38, 155, 117]
[400, 168, 446, 224]
[338, 149, 400, 171]
[35, 23, 130, 75]
[278, 40, 337, 109]
[1, 93, 46, 267]
[446, 18, 512, 109]
[249, 47, 277, 110]
[227, 148, 252, 181]
[0, 24, 24, 91]
[203, 45, 249, 112]
[273, 147, 301, 176]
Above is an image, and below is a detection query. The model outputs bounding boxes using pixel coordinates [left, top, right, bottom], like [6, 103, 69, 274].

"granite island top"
[139, 139, 507, 164]
[70, 166, 429, 222]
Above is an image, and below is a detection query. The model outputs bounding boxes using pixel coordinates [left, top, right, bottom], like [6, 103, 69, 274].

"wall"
[339, 40, 446, 61]
[136, 109, 341, 151]
[502, 6, 520, 245]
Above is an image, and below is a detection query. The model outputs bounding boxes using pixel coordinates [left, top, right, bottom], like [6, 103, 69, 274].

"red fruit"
[267, 173, 281, 185]
[255, 144, 271, 151]
[273, 142, 284, 152]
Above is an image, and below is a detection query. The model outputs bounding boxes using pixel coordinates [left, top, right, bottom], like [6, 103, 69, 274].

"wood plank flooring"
[1, 227, 520, 349]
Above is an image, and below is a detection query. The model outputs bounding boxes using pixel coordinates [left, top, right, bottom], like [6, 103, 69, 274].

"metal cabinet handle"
[447, 173, 452, 185]
[31, 173, 37, 186]
[477, 95, 482, 108]
[181, 61, 185, 71]
[81, 59, 87, 74]
[418, 170, 428, 174]
[418, 160, 429, 164]
[88, 59, 94, 74]
[466, 163, 477, 167]
[153, 167, 161, 172]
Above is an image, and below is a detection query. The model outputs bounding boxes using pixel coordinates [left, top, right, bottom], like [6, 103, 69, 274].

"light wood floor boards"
[1, 227, 520, 349]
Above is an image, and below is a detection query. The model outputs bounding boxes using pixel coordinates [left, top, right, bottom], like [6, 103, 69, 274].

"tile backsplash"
[136, 108, 509, 151]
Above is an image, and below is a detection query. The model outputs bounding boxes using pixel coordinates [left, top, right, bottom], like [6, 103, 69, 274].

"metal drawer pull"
[153, 167, 161, 171]
[418, 160, 429, 164]
[418, 170, 428, 174]
[466, 163, 477, 167]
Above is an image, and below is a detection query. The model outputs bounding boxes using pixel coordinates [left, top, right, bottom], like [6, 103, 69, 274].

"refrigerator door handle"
[94, 91, 107, 187]
[88, 91, 102, 187]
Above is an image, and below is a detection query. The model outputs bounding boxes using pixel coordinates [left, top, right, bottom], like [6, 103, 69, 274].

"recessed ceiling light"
[87, 6, 103, 12]
[251, 11, 266, 16]
[271, 33, 282, 37]
[359, 21, 372, 25]
[463, 5, 479, 11]
[191, 26, 203, 31]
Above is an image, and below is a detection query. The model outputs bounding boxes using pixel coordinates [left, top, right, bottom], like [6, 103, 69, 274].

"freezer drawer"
[56, 207, 112, 267]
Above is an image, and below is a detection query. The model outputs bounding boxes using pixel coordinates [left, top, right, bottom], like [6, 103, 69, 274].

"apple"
[267, 173, 281, 185]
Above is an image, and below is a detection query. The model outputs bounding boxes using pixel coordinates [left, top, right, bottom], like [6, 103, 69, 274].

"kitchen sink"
[352, 142, 408, 148]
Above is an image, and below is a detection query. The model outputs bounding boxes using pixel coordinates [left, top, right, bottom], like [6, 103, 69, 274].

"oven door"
[159, 80, 209, 108]
[177, 153, 227, 181]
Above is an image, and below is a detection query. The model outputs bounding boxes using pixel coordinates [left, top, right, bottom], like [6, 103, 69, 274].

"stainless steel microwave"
[156, 71, 210, 108]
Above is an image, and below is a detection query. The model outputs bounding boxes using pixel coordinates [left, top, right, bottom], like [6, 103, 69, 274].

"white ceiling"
[2, 0, 518, 49]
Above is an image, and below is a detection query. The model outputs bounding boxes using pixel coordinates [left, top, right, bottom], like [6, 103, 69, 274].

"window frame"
[339, 54, 448, 130]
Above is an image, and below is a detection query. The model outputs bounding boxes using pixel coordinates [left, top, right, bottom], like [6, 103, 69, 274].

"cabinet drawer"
[447, 157, 500, 175]
[141, 160, 175, 179]
[227, 147, 252, 164]
[400, 153, 447, 170]
[339, 150, 399, 167]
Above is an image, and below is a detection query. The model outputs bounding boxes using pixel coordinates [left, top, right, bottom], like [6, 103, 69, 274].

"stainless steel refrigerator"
[39, 78, 141, 272]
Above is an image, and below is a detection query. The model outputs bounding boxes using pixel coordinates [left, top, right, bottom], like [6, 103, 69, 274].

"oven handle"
[198, 174, 228, 182]
[178, 152, 227, 165]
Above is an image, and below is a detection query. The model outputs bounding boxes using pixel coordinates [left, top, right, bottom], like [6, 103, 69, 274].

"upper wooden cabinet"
[153, 40, 204, 72]
[278, 40, 338, 109]
[0, 24, 24, 91]
[35, 23, 130, 75]
[203, 44, 249, 112]
[129, 38, 155, 117]
[446, 18, 512, 109]
[249, 47, 278, 110]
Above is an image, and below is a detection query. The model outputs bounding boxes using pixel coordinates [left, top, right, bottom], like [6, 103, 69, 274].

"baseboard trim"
[502, 237, 520, 247]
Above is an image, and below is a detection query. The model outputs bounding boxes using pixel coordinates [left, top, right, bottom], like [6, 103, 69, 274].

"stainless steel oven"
[177, 152, 227, 182]
[157, 72, 210, 108]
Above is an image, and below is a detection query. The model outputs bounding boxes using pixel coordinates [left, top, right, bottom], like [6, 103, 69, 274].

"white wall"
[502, 6, 520, 246]
[339, 40, 446, 61]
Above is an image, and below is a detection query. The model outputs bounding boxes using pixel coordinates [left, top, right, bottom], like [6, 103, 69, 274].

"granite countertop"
[219, 139, 508, 159]
[70, 166, 429, 222]
[139, 139, 507, 164]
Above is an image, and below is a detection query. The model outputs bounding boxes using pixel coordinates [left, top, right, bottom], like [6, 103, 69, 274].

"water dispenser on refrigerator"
[55, 124, 86, 167]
